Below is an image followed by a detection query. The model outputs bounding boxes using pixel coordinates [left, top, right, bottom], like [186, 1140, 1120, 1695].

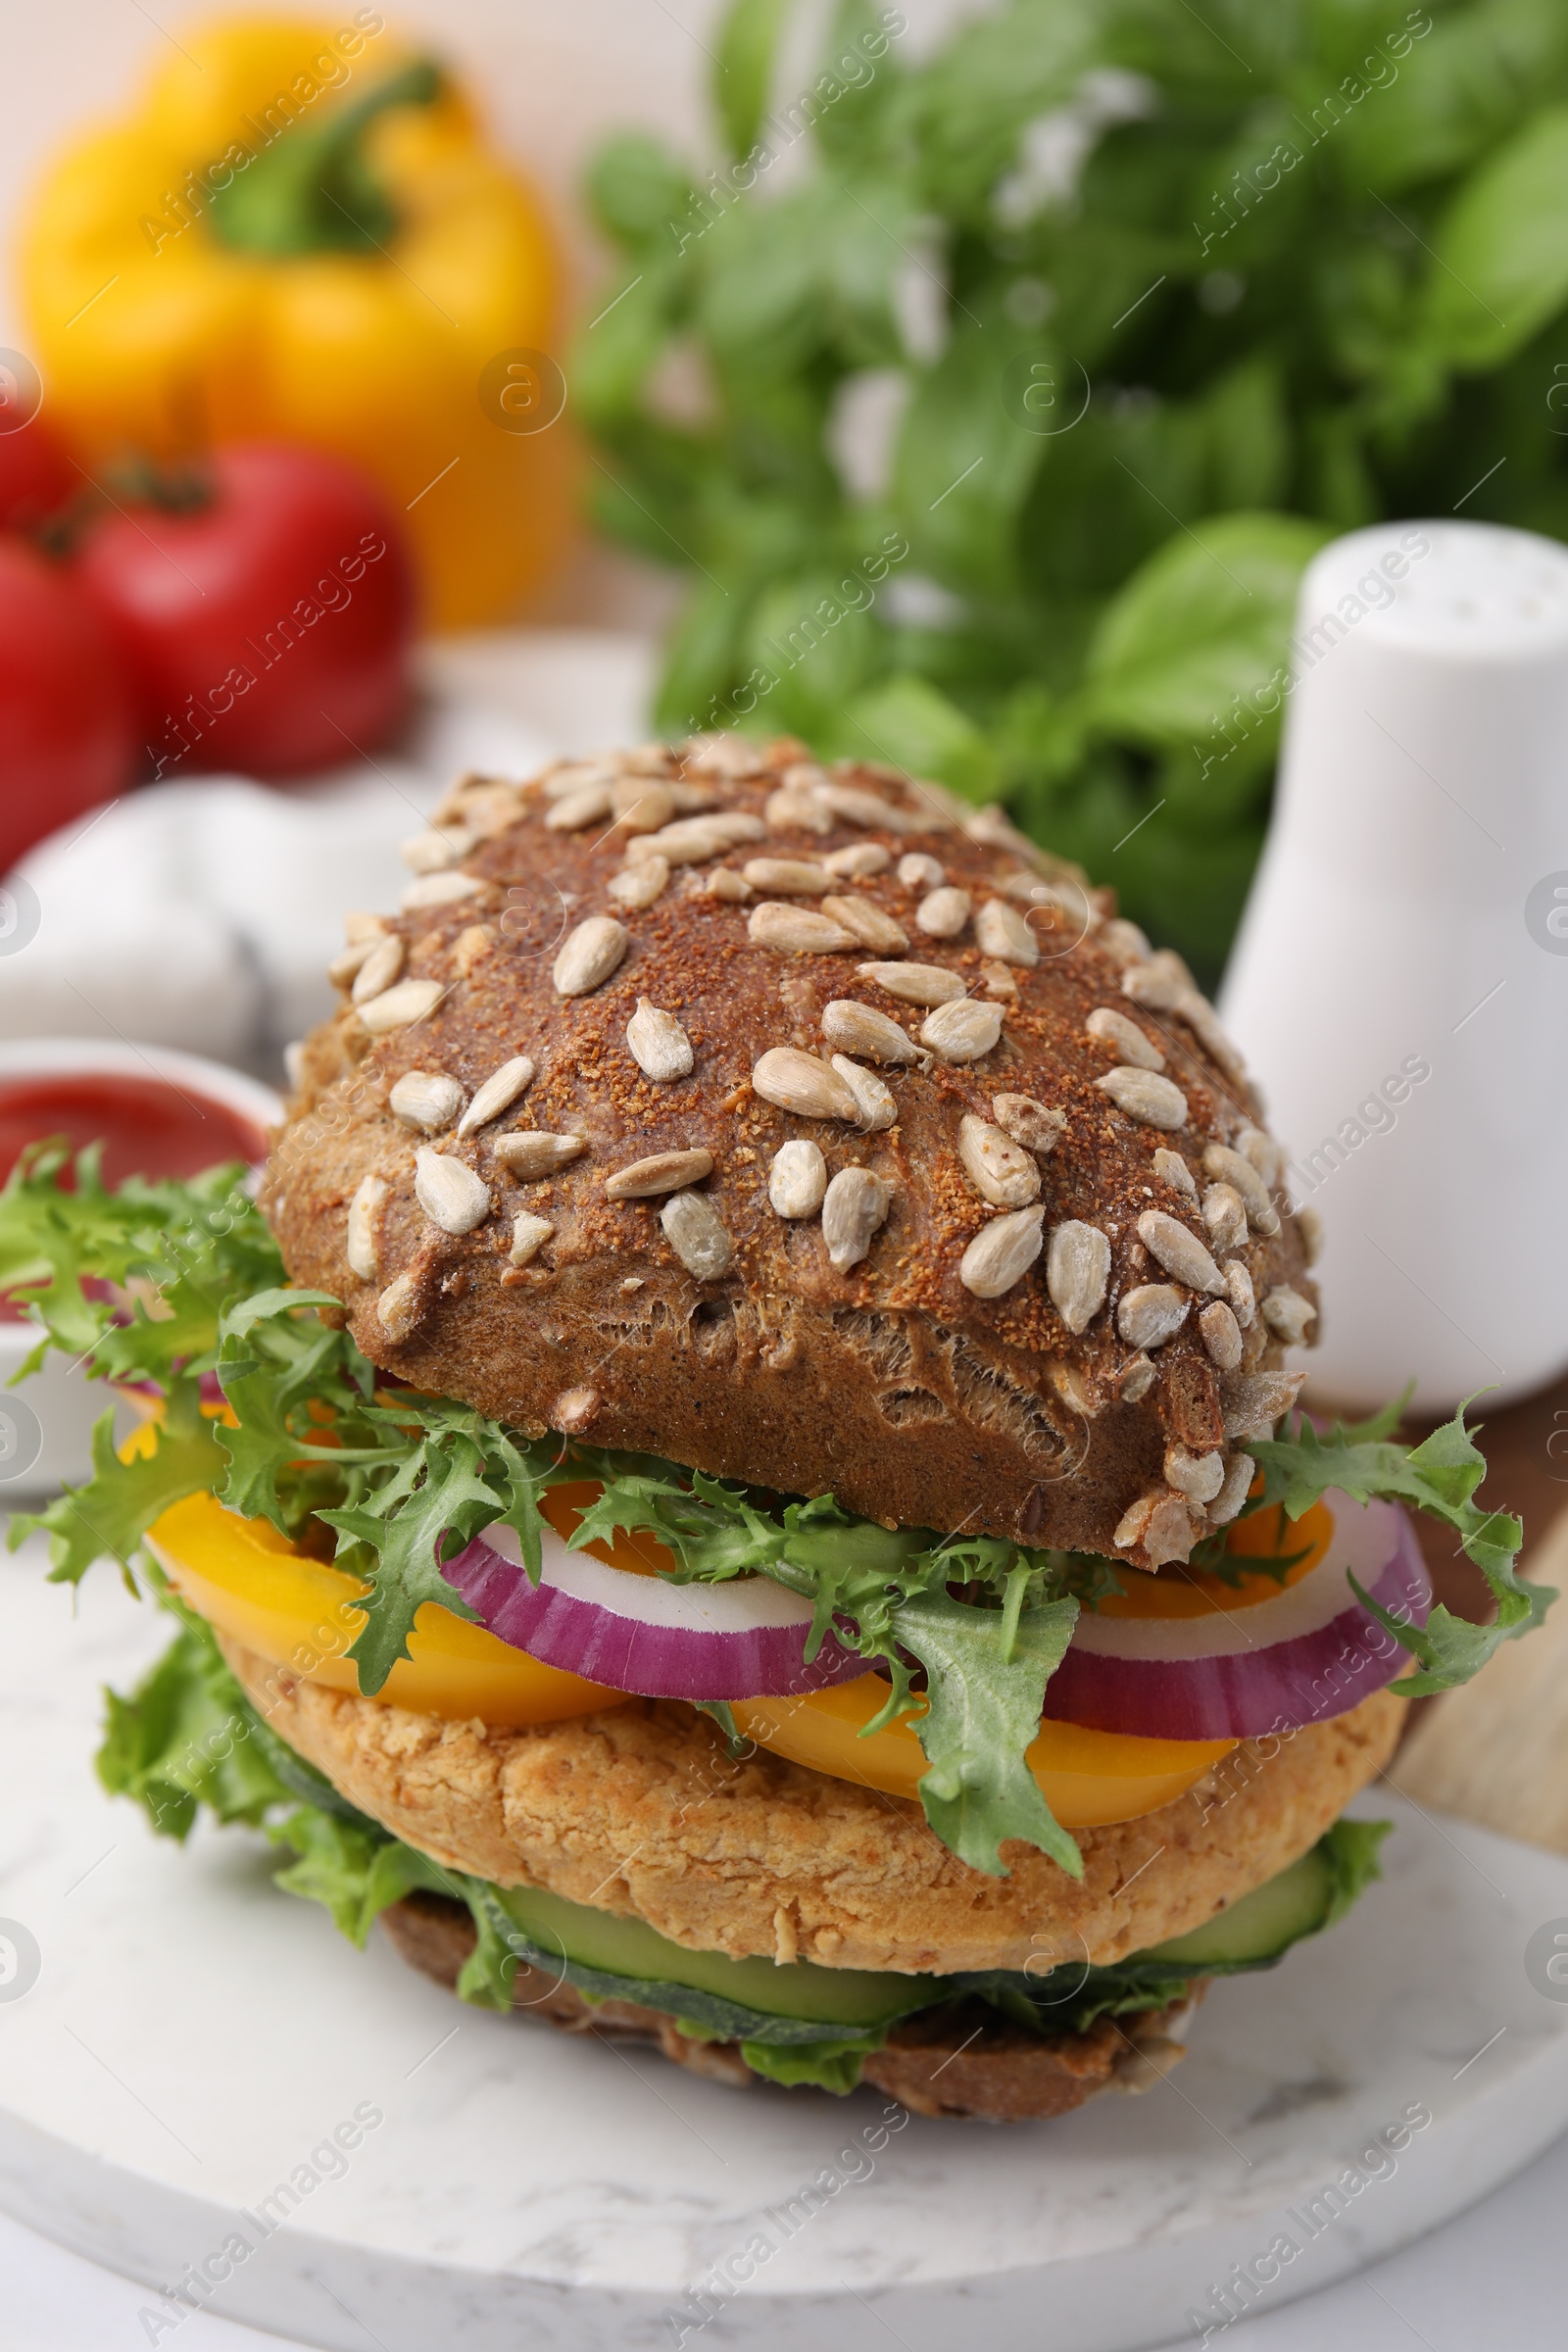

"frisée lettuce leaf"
[1, 1148, 274, 1587]
[1245, 1396, 1549, 1696]
[891, 1587, 1081, 1876]
[0, 1152, 1541, 1875]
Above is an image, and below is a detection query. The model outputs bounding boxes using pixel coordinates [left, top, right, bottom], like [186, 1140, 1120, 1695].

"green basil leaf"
[1080, 510, 1330, 747]
[894, 318, 1048, 596]
[838, 671, 1000, 804]
[570, 258, 687, 426]
[1426, 104, 1568, 368]
[698, 188, 840, 376]
[713, 0, 797, 163]
[809, 0, 906, 166]
[893, 0, 1098, 219]
[738, 568, 882, 739]
[655, 575, 752, 738]
[585, 132, 699, 250]
[1339, 4, 1566, 197]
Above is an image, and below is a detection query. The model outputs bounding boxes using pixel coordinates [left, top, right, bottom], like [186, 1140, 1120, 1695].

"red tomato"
[0, 539, 135, 874]
[0, 415, 77, 534]
[72, 444, 416, 779]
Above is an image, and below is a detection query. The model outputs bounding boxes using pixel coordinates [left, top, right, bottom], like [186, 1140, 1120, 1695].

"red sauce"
[0, 1073, 269, 1320]
[0, 1073, 266, 1188]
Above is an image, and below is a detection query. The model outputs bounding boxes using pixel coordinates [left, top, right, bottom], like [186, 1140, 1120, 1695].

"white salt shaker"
[1221, 519, 1568, 1412]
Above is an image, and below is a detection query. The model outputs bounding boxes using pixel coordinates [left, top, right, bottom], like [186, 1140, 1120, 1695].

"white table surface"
[5, 2132, 1566, 2352]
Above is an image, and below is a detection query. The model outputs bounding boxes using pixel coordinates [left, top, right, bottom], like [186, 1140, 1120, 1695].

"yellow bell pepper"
[732, 1680, 1236, 1829]
[20, 14, 575, 627]
[144, 1489, 625, 1727]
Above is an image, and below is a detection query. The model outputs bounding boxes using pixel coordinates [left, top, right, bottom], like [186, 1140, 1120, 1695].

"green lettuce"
[739, 2035, 888, 2094]
[892, 1588, 1080, 1876]
[2, 1152, 1102, 1877]
[1318, 1816, 1396, 1928]
[265, 1809, 455, 1948]
[217, 1290, 1106, 1875]
[2, 1147, 272, 1587]
[1245, 1396, 1549, 1694]
[96, 1598, 901, 2085]
[2, 1154, 1540, 1877]
[32, 1382, 224, 1594]
[96, 1612, 287, 1840]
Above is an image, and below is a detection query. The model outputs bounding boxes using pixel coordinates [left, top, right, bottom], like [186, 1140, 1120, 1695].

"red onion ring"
[441, 1520, 869, 1700]
[1046, 1492, 1430, 1740]
[115, 1368, 227, 1409]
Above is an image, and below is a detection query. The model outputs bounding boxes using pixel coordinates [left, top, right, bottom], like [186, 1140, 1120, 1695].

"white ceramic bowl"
[0, 1040, 281, 1500]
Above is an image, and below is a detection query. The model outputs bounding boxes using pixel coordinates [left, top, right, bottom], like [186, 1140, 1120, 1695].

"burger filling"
[0, 1147, 1539, 2089]
[100, 1591, 1392, 2094]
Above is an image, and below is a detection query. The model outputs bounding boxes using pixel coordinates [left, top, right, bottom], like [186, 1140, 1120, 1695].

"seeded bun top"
[265, 735, 1317, 1568]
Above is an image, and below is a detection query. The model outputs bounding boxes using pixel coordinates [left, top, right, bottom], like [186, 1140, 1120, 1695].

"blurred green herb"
[577, 0, 1568, 972]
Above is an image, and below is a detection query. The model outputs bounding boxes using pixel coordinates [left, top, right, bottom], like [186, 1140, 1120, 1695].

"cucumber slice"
[456, 1826, 1387, 2048]
[467, 1880, 948, 2047]
[955, 1822, 1392, 2036]
[1140, 1845, 1334, 1969]
[248, 1704, 384, 1832]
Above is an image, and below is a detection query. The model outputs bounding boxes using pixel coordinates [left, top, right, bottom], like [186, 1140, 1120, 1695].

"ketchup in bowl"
[0, 1049, 278, 1332]
[0, 1071, 267, 1188]
[0, 1046, 281, 1482]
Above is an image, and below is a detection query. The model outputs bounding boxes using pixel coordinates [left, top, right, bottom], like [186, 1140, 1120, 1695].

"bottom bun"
[379, 1887, 1204, 2124]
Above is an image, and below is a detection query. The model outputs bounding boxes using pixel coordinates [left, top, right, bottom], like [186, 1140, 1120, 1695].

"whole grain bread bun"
[379, 1887, 1203, 2121]
[265, 737, 1318, 1566]
[224, 1634, 1400, 1977]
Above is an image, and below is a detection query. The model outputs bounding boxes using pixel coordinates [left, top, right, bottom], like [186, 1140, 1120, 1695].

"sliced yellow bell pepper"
[731, 1681, 1236, 1828]
[145, 1489, 623, 1727]
[20, 15, 574, 626]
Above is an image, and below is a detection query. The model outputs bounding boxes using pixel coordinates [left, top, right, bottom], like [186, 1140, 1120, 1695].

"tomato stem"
[102, 453, 214, 514]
